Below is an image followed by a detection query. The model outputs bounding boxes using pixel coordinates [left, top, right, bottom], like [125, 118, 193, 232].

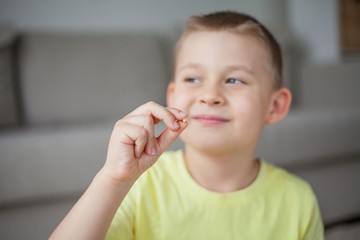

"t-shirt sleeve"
[105, 188, 136, 240]
[301, 185, 324, 240]
[105, 210, 132, 239]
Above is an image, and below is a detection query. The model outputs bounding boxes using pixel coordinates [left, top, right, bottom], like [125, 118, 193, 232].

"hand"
[102, 101, 188, 184]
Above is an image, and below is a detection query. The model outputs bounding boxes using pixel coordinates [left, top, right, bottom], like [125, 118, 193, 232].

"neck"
[184, 146, 260, 193]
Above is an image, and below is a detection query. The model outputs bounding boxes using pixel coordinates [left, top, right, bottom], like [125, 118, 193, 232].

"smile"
[192, 115, 230, 125]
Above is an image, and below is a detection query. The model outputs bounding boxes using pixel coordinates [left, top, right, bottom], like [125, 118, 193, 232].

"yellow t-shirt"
[106, 150, 324, 240]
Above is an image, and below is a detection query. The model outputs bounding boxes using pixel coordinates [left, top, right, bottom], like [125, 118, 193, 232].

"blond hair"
[175, 11, 283, 89]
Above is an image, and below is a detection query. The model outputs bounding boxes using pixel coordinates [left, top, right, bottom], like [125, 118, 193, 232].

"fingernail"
[179, 111, 187, 118]
[151, 147, 157, 155]
[173, 120, 180, 128]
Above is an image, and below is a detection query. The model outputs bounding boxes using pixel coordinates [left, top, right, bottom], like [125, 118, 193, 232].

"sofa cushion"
[19, 32, 168, 125]
[299, 62, 360, 109]
[0, 122, 111, 204]
[257, 108, 360, 166]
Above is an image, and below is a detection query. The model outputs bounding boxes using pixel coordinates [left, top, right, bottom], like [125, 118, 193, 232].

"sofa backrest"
[299, 62, 360, 109]
[19, 32, 168, 125]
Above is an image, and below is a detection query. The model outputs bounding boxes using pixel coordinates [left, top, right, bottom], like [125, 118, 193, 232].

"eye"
[226, 78, 246, 84]
[184, 77, 201, 83]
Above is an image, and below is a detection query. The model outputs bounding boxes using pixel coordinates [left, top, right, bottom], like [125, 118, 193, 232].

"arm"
[49, 102, 188, 240]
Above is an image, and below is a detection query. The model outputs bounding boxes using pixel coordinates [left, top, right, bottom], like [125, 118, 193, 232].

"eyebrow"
[178, 63, 255, 76]
[225, 64, 255, 76]
[177, 63, 204, 72]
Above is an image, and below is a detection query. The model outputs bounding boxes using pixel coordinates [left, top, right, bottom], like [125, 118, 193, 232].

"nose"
[199, 85, 225, 106]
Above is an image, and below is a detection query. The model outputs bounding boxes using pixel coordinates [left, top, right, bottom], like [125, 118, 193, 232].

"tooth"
[182, 118, 188, 123]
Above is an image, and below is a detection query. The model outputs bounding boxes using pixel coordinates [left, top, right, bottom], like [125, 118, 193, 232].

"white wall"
[1, 0, 342, 64]
[0, 0, 287, 34]
[287, 0, 340, 63]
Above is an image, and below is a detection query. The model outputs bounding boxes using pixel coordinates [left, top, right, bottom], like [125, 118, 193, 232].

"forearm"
[49, 169, 134, 240]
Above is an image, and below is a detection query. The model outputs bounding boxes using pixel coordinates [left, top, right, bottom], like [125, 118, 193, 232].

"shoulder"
[261, 161, 321, 224]
[261, 160, 316, 200]
[260, 161, 324, 238]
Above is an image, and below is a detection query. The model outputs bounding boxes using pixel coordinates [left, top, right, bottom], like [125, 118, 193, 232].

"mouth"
[192, 114, 230, 125]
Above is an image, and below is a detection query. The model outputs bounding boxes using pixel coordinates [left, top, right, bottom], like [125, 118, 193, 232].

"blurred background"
[0, 0, 359, 239]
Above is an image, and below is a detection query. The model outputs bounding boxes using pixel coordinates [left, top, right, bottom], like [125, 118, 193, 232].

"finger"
[127, 102, 183, 131]
[142, 116, 156, 156]
[145, 105, 186, 131]
[140, 108, 186, 155]
[119, 115, 156, 156]
[156, 120, 188, 153]
[126, 101, 164, 117]
[116, 122, 149, 159]
[166, 107, 187, 122]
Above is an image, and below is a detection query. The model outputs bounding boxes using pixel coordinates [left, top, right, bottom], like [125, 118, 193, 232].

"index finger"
[125, 101, 186, 131]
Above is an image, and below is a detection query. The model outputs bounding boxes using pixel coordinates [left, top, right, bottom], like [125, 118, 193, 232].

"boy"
[50, 11, 324, 239]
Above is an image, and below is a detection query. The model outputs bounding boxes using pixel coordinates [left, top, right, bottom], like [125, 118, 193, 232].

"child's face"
[167, 31, 277, 154]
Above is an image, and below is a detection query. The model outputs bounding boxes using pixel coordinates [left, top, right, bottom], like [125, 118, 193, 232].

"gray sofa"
[1, 27, 360, 239]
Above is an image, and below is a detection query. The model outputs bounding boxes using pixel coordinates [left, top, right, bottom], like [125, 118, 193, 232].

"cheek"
[171, 91, 192, 111]
[232, 94, 267, 121]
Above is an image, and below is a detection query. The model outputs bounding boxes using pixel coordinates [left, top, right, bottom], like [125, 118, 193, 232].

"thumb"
[156, 120, 188, 153]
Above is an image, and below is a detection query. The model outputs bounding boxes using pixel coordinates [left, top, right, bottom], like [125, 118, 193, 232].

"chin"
[181, 134, 234, 154]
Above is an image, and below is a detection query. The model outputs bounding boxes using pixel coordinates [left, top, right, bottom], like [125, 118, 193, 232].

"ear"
[166, 82, 175, 107]
[265, 88, 292, 125]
